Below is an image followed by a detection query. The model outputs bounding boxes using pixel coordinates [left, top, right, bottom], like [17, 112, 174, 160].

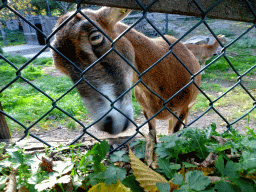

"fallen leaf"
[88, 180, 131, 192]
[40, 156, 54, 173]
[129, 147, 167, 192]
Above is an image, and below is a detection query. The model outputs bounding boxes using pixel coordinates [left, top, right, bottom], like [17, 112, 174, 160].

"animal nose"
[102, 115, 130, 134]
[103, 116, 113, 133]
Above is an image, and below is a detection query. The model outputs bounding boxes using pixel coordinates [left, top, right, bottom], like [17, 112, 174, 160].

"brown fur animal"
[51, 7, 201, 142]
[185, 34, 227, 73]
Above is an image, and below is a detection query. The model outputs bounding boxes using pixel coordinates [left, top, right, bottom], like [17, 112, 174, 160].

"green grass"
[203, 37, 256, 81]
[0, 55, 88, 132]
[215, 28, 235, 37]
[0, 29, 26, 47]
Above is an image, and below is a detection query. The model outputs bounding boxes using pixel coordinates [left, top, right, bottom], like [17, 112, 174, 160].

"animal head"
[51, 7, 135, 134]
[217, 34, 227, 44]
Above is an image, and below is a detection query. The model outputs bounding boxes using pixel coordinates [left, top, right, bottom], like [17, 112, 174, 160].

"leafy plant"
[2, 125, 256, 191]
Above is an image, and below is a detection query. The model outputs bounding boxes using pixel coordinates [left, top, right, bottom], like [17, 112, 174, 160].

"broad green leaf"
[87, 140, 110, 173]
[95, 162, 106, 173]
[155, 144, 172, 158]
[53, 160, 74, 175]
[157, 158, 176, 179]
[172, 173, 183, 185]
[72, 174, 83, 187]
[175, 184, 189, 192]
[214, 180, 236, 192]
[184, 171, 211, 191]
[223, 161, 240, 179]
[0, 176, 7, 190]
[241, 138, 256, 149]
[131, 139, 146, 159]
[57, 175, 71, 184]
[241, 151, 256, 170]
[110, 151, 129, 162]
[88, 172, 105, 186]
[182, 162, 197, 168]
[215, 156, 225, 175]
[103, 165, 127, 186]
[122, 175, 144, 192]
[156, 182, 170, 192]
[233, 178, 254, 192]
[35, 174, 70, 191]
[170, 164, 181, 170]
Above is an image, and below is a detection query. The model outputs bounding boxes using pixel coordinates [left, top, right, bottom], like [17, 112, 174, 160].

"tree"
[0, 0, 35, 20]
[56, 1, 76, 15]
[30, 0, 65, 16]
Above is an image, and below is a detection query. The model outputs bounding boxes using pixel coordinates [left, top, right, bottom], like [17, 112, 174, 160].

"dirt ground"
[12, 19, 256, 147]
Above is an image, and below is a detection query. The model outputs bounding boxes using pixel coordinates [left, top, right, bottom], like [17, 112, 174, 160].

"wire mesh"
[0, 0, 256, 153]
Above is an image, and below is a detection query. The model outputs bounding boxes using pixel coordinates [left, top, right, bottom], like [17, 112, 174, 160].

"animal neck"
[116, 22, 165, 73]
[206, 39, 221, 53]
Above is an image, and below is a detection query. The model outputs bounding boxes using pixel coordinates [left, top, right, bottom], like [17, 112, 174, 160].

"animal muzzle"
[98, 104, 133, 134]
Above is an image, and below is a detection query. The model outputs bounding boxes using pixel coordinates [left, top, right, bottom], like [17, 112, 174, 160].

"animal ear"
[98, 7, 132, 27]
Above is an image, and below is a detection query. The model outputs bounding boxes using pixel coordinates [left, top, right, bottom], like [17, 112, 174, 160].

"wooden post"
[0, 102, 11, 139]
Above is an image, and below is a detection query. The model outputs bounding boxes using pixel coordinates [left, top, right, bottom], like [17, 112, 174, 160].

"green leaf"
[232, 178, 254, 192]
[155, 144, 172, 158]
[182, 162, 197, 168]
[215, 156, 225, 175]
[131, 139, 146, 159]
[87, 140, 110, 173]
[122, 175, 144, 192]
[157, 158, 178, 179]
[110, 151, 129, 162]
[57, 175, 71, 184]
[35, 173, 59, 191]
[241, 151, 256, 170]
[72, 174, 83, 187]
[241, 138, 256, 149]
[103, 165, 127, 186]
[53, 160, 74, 175]
[156, 182, 170, 192]
[214, 180, 236, 192]
[172, 173, 183, 185]
[223, 161, 240, 179]
[0, 176, 7, 190]
[184, 171, 211, 191]
[88, 172, 105, 186]
[175, 184, 189, 192]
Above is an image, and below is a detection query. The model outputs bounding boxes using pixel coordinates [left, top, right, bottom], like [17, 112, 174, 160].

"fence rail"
[0, 0, 256, 152]
[61, 0, 256, 22]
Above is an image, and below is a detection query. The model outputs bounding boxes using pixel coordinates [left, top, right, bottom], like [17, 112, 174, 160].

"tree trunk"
[0, 102, 11, 139]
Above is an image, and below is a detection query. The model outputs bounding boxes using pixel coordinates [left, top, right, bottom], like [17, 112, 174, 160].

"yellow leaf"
[179, 166, 215, 177]
[88, 180, 131, 192]
[129, 147, 168, 192]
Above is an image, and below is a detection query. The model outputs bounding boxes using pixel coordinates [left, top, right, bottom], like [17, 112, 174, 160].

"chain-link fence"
[0, 0, 256, 153]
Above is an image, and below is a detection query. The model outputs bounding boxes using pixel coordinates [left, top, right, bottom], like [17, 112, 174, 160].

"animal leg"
[143, 110, 157, 143]
[168, 108, 189, 134]
[143, 110, 157, 168]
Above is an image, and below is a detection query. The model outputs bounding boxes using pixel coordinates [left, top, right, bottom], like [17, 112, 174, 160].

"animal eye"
[89, 31, 104, 46]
